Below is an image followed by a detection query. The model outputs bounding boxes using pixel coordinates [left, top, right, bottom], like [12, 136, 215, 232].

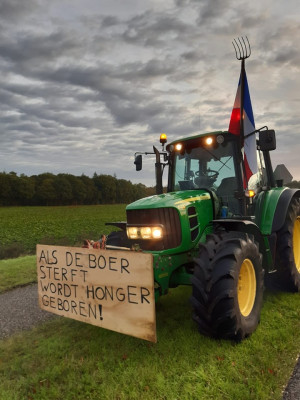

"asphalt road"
[0, 284, 299, 399]
[282, 356, 300, 400]
[0, 283, 57, 339]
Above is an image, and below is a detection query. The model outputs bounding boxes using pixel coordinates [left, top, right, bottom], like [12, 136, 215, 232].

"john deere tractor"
[106, 126, 300, 340]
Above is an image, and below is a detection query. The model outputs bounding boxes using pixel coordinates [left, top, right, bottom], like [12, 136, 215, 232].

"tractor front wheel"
[191, 232, 264, 340]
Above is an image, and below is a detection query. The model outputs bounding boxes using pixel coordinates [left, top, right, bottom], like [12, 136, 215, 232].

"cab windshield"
[171, 137, 238, 194]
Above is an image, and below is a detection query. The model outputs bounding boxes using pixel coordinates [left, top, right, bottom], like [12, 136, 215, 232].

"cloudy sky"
[0, 0, 299, 186]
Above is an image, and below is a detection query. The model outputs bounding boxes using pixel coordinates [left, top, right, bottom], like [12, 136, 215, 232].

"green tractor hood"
[126, 190, 215, 254]
[126, 190, 213, 213]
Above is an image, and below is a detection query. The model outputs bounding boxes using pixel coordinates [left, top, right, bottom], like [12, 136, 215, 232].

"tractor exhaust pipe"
[153, 146, 163, 194]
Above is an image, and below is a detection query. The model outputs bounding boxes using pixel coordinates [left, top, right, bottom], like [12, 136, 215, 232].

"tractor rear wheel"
[191, 231, 264, 340]
[274, 196, 300, 292]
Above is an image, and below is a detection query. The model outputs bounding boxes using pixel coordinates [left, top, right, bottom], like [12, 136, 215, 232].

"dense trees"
[0, 172, 149, 206]
[287, 180, 300, 189]
[4, 170, 297, 207]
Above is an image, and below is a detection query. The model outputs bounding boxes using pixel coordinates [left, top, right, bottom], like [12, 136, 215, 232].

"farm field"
[0, 205, 126, 258]
[0, 205, 299, 399]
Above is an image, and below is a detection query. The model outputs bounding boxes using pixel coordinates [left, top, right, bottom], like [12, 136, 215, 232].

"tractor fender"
[271, 188, 300, 232]
[212, 219, 265, 253]
[254, 188, 285, 235]
[212, 219, 273, 270]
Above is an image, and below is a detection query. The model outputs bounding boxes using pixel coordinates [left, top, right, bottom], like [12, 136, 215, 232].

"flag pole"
[231, 37, 253, 214]
[232, 36, 252, 184]
[232, 37, 251, 148]
[240, 58, 245, 142]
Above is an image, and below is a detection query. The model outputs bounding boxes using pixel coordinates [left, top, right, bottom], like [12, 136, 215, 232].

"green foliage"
[0, 241, 25, 260]
[287, 180, 300, 189]
[0, 256, 36, 293]
[0, 205, 126, 259]
[0, 287, 299, 399]
[0, 171, 147, 206]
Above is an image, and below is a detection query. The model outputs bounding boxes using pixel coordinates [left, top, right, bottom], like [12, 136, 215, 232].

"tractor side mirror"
[259, 129, 276, 151]
[134, 154, 142, 171]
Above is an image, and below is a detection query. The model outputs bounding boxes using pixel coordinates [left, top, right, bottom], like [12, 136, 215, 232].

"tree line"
[0, 172, 155, 206]
[1, 171, 299, 207]
[287, 180, 300, 189]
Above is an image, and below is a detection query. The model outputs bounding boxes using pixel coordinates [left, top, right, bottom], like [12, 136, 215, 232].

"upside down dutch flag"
[228, 71, 257, 186]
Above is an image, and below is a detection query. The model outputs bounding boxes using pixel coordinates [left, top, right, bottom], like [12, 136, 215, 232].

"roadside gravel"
[0, 283, 57, 339]
[0, 284, 299, 399]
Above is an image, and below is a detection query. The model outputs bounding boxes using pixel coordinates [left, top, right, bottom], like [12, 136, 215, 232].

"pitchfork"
[232, 36, 251, 60]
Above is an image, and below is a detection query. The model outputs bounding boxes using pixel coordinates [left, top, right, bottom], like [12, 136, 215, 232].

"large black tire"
[191, 231, 264, 340]
[106, 230, 131, 248]
[274, 197, 300, 292]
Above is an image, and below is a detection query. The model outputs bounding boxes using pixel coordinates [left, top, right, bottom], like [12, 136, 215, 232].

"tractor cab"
[135, 129, 276, 219]
[167, 132, 263, 217]
[167, 131, 244, 217]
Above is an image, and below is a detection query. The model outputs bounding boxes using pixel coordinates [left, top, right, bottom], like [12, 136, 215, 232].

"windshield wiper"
[203, 148, 232, 171]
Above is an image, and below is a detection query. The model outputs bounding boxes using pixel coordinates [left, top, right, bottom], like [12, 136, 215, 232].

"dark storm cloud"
[257, 21, 300, 70]
[101, 15, 120, 28]
[0, 31, 79, 64]
[0, 0, 40, 20]
[121, 8, 196, 48]
[0, 3, 206, 143]
[199, 0, 231, 21]
[119, 59, 177, 80]
[196, 0, 270, 38]
[0, 0, 299, 183]
[1, 53, 184, 129]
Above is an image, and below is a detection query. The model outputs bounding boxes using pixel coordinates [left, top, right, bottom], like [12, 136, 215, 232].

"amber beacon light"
[160, 133, 167, 144]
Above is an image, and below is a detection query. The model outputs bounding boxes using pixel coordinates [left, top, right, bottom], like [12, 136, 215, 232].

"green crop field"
[0, 205, 126, 258]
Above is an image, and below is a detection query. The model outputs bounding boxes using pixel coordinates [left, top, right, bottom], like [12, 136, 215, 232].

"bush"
[0, 242, 25, 260]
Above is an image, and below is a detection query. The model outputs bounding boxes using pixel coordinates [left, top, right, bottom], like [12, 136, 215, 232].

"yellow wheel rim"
[293, 217, 300, 273]
[237, 259, 256, 317]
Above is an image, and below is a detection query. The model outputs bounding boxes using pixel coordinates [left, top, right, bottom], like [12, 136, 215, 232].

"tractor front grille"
[126, 208, 181, 251]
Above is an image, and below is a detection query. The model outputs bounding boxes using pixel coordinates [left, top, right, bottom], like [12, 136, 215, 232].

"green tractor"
[106, 128, 300, 340]
[106, 43, 300, 341]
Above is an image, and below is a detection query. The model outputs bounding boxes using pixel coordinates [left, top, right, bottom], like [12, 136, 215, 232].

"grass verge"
[0, 256, 37, 293]
[0, 286, 299, 400]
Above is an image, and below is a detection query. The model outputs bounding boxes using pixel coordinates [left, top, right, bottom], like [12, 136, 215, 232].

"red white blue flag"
[228, 72, 257, 186]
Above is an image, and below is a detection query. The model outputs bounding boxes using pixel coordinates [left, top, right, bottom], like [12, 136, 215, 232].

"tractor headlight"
[205, 137, 213, 145]
[127, 226, 163, 240]
[127, 227, 138, 239]
[151, 227, 163, 239]
[140, 227, 152, 239]
[175, 143, 183, 151]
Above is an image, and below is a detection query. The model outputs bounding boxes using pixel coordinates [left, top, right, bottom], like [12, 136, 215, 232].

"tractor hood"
[126, 190, 215, 253]
[126, 190, 212, 213]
